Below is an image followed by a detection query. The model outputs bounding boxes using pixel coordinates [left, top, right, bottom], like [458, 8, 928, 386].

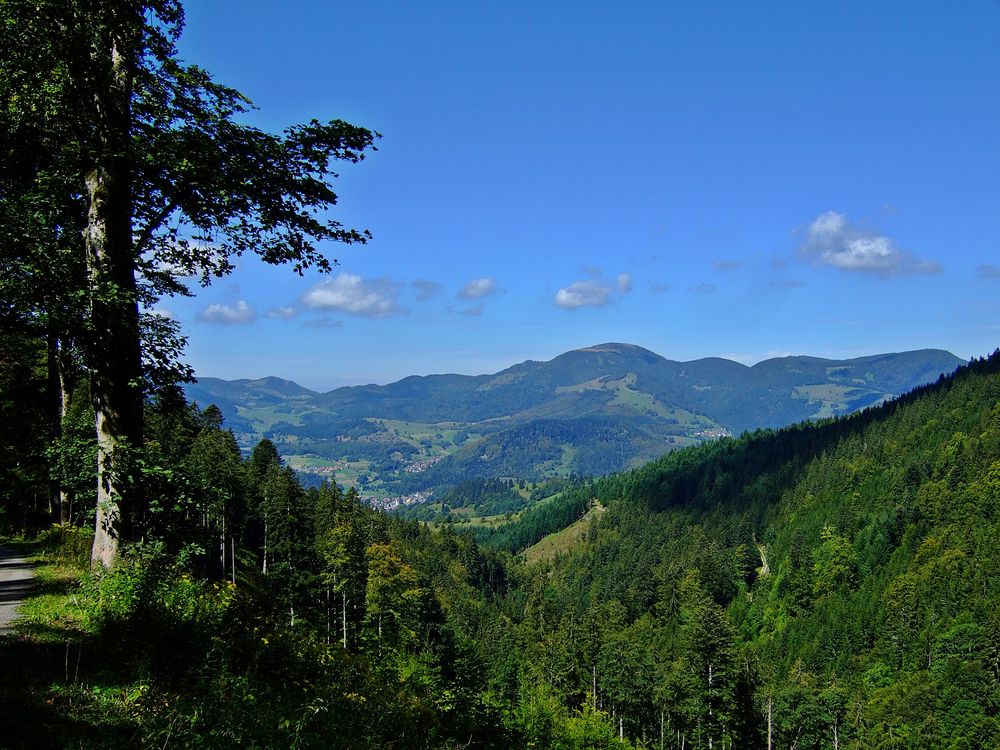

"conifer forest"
[2, 2, 999, 748]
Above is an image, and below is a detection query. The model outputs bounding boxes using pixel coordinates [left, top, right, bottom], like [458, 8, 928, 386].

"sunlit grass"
[15, 559, 93, 643]
[1, 527, 94, 642]
[522, 501, 606, 566]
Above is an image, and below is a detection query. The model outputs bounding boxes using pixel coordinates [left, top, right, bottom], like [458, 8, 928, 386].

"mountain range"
[184, 343, 963, 492]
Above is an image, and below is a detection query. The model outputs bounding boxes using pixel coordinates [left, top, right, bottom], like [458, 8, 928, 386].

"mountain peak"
[576, 342, 649, 354]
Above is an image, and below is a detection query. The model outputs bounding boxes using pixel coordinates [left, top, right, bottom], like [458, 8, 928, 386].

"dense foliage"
[479, 352, 1000, 748]
[6, 344, 1000, 747]
[3, 389, 520, 747]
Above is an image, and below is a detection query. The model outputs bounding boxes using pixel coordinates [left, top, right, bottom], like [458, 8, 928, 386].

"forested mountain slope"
[3, 332, 991, 747]
[184, 344, 962, 489]
[477, 350, 1000, 748]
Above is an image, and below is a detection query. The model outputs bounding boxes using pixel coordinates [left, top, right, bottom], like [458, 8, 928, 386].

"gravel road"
[0, 546, 35, 634]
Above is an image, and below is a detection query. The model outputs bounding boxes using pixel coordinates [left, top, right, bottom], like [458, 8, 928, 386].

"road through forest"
[0, 545, 34, 634]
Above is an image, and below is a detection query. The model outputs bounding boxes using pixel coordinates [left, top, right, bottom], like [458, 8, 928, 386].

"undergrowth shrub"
[34, 524, 93, 567]
[83, 542, 236, 675]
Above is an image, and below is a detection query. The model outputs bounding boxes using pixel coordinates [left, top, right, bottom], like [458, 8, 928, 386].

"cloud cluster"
[301, 273, 403, 318]
[554, 269, 634, 310]
[800, 211, 940, 277]
[198, 300, 256, 325]
[458, 276, 499, 300]
[554, 280, 610, 309]
[978, 264, 1000, 279]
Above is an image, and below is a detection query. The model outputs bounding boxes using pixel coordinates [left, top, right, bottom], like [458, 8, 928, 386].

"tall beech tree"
[0, 0, 377, 565]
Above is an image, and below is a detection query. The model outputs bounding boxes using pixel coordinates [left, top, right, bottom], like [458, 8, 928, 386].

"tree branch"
[133, 197, 177, 255]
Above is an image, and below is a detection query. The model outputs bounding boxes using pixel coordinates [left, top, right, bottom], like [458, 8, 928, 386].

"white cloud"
[301, 273, 404, 318]
[198, 300, 256, 325]
[800, 211, 941, 277]
[147, 308, 175, 320]
[266, 305, 297, 320]
[554, 280, 611, 310]
[554, 269, 633, 310]
[458, 276, 499, 300]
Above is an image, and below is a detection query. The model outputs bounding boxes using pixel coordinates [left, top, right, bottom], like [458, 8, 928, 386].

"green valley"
[184, 344, 962, 512]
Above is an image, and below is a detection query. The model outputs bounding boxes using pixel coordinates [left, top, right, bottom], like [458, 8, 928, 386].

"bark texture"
[86, 12, 143, 568]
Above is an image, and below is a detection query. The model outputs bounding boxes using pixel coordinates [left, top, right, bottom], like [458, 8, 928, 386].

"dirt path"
[0, 545, 35, 634]
[757, 543, 770, 578]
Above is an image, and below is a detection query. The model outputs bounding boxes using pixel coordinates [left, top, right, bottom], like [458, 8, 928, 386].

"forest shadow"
[0, 558, 38, 570]
[0, 628, 144, 749]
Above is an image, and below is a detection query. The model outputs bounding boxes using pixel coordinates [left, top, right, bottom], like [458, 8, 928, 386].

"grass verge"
[0, 528, 143, 748]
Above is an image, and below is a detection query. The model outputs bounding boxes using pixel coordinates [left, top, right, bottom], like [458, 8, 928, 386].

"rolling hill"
[184, 343, 963, 496]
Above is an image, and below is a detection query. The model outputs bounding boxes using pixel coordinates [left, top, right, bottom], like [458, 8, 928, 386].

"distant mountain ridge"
[184, 343, 963, 488]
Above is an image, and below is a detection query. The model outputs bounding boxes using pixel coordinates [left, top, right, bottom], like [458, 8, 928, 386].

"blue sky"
[163, 1, 1000, 390]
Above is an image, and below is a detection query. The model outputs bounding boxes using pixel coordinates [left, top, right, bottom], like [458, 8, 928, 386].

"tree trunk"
[86, 8, 143, 569]
[767, 695, 772, 750]
[46, 330, 67, 523]
[56, 338, 74, 524]
[342, 589, 348, 649]
[220, 513, 226, 579]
